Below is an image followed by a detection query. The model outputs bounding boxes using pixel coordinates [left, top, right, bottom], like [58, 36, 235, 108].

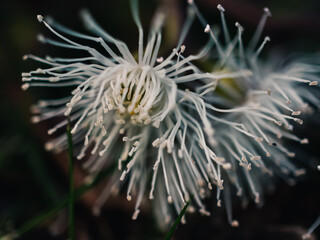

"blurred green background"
[0, 0, 319, 239]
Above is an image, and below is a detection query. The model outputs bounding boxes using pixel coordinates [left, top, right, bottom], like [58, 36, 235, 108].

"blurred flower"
[189, 1, 320, 225]
[21, 0, 251, 227]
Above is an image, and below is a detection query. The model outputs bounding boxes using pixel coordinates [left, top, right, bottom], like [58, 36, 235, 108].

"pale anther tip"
[37, 15, 43, 22]
[180, 45, 186, 53]
[37, 34, 45, 43]
[204, 24, 210, 33]
[44, 142, 53, 151]
[92, 206, 101, 216]
[267, 89, 271, 95]
[263, 7, 272, 17]
[45, 55, 53, 61]
[235, 22, 244, 31]
[31, 116, 41, 123]
[302, 233, 311, 240]
[294, 169, 306, 176]
[309, 81, 318, 86]
[47, 128, 56, 135]
[217, 4, 225, 12]
[300, 138, 308, 144]
[21, 83, 29, 91]
[187, 0, 193, 4]
[222, 163, 231, 170]
[231, 220, 239, 227]
[288, 152, 296, 158]
[156, 57, 163, 63]
[132, 209, 140, 220]
[294, 118, 303, 125]
[292, 111, 301, 116]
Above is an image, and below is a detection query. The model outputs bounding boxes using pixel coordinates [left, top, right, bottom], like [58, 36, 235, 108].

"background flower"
[184, 1, 320, 228]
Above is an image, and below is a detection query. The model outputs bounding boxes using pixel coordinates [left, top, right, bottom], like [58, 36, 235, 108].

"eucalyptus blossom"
[22, 0, 252, 226]
[22, 0, 320, 229]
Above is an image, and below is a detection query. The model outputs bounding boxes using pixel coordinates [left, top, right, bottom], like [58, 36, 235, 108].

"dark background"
[0, 0, 320, 239]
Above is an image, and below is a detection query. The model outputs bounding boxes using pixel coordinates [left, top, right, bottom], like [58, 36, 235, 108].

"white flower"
[189, 1, 319, 225]
[22, 0, 251, 226]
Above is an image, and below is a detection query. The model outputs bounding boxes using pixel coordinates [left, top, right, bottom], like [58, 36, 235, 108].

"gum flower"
[189, 1, 320, 225]
[22, 0, 251, 226]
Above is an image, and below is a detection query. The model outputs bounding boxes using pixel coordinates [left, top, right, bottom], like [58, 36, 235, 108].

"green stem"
[66, 117, 75, 240]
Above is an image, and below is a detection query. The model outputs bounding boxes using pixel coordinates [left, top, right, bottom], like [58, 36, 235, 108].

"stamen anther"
[37, 15, 44, 22]
[204, 24, 211, 33]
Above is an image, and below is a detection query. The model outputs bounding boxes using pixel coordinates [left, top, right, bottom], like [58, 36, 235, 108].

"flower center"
[106, 64, 171, 125]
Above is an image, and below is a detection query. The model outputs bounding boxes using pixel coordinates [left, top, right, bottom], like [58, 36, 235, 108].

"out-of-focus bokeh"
[0, 0, 319, 239]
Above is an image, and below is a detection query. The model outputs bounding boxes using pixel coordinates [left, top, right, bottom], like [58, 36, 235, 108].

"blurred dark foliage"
[0, 0, 319, 239]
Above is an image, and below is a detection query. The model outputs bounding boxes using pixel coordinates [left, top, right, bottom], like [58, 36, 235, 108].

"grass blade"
[66, 117, 75, 240]
[164, 196, 192, 240]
